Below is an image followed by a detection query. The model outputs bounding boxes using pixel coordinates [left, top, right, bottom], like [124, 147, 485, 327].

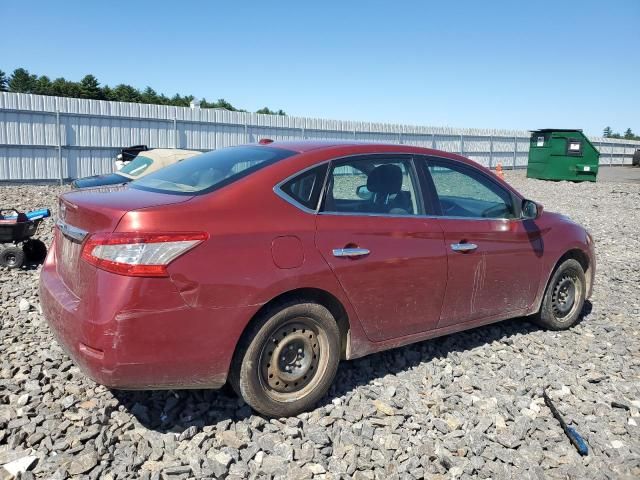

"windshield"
[130, 146, 296, 195]
[120, 155, 154, 177]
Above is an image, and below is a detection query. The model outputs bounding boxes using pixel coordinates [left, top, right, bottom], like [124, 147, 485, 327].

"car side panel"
[115, 168, 373, 360]
[114, 147, 593, 367]
[339, 214, 593, 360]
[436, 217, 545, 327]
[315, 214, 448, 341]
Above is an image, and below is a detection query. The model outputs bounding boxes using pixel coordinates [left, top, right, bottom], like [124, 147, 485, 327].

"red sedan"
[40, 141, 595, 417]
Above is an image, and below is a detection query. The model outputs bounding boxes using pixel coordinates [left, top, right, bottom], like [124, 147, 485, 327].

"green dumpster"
[527, 129, 599, 182]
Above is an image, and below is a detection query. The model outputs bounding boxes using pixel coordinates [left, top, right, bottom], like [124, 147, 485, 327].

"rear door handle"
[451, 243, 477, 252]
[333, 248, 370, 257]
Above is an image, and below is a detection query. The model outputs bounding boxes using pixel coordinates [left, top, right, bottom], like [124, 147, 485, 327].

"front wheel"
[533, 258, 586, 330]
[230, 301, 341, 417]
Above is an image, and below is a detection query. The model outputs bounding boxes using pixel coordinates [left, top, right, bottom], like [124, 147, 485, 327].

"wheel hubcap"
[552, 274, 577, 318]
[261, 321, 321, 394]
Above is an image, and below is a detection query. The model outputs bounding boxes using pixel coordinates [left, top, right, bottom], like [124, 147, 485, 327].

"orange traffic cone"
[495, 162, 504, 180]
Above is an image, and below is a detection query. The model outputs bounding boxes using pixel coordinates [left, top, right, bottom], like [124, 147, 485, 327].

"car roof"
[261, 140, 474, 164]
[258, 140, 524, 198]
[262, 140, 459, 156]
[261, 140, 374, 153]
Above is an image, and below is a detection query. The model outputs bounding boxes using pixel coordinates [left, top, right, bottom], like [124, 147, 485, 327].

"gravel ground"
[1, 170, 639, 479]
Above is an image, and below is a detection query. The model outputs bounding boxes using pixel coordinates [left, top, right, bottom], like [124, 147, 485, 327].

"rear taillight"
[81, 232, 208, 277]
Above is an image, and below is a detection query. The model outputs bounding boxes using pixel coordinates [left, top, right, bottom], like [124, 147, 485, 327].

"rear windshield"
[130, 146, 296, 195]
[120, 155, 153, 177]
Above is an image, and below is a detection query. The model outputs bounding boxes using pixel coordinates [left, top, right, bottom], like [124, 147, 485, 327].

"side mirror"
[356, 185, 373, 200]
[522, 199, 543, 219]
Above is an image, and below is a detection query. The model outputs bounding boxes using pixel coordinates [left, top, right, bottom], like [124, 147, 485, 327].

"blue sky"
[1, 0, 638, 136]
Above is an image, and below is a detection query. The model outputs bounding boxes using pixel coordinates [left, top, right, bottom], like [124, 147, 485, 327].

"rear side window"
[131, 146, 296, 195]
[279, 165, 328, 211]
[322, 156, 422, 216]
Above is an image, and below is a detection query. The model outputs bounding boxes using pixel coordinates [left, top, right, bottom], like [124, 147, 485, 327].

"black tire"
[533, 258, 586, 330]
[23, 239, 48, 263]
[230, 301, 341, 417]
[0, 246, 26, 269]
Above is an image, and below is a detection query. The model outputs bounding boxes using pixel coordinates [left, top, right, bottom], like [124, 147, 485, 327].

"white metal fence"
[1, 92, 638, 182]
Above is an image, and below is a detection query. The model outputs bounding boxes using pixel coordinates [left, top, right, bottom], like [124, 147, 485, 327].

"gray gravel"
[1, 169, 639, 479]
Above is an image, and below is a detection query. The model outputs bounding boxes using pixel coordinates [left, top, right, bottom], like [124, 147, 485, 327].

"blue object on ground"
[2, 208, 51, 221]
[25, 209, 51, 220]
[543, 389, 589, 456]
[565, 426, 589, 456]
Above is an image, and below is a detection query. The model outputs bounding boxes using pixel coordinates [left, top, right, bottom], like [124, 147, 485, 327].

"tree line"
[603, 126, 639, 141]
[0, 67, 286, 115]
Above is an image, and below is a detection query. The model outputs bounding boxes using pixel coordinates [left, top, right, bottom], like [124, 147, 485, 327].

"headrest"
[367, 164, 403, 194]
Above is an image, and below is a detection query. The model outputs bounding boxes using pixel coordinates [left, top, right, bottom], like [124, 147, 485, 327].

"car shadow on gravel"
[112, 301, 592, 432]
[0, 259, 44, 273]
[20, 259, 45, 271]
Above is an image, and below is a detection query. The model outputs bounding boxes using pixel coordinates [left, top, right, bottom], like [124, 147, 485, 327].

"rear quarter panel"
[115, 154, 371, 355]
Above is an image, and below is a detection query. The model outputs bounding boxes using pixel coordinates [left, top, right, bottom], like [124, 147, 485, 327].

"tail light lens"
[81, 232, 208, 277]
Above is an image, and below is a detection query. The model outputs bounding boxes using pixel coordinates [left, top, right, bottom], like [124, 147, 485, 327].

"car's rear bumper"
[39, 247, 256, 390]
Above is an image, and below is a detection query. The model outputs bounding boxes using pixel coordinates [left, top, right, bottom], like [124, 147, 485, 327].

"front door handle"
[451, 243, 477, 253]
[333, 247, 370, 258]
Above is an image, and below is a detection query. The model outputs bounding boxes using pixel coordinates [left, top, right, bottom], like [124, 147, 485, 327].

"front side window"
[425, 160, 516, 219]
[131, 146, 296, 195]
[321, 156, 421, 216]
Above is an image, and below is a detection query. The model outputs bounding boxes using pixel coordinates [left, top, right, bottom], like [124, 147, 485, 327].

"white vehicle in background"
[114, 145, 149, 170]
[71, 149, 201, 189]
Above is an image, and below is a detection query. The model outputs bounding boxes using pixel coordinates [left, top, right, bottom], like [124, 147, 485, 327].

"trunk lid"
[55, 186, 193, 295]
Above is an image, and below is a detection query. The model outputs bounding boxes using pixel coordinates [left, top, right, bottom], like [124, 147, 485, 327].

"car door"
[314, 154, 448, 342]
[418, 157, 544, 328]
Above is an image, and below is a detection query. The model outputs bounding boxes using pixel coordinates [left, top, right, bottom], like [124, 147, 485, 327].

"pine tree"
[141, 87, 159, 104]
[51, 77, 70, 97]
[1, 66, 287, 114]
[214, 98, 236, 111]
[80, 75, 102, 99]
[256, 107, 275, 115]
[111, 84, 141, 103]
[170, 93, 189, 107]
[0, 70, 7, 92]
[33, 75, 53, 95]
[603, 126, 612, 138]
[624, 128, 634, 140]
[51, 78, 81, 98]
[102, 85, 113, 100]
[9, 68, 37, 93]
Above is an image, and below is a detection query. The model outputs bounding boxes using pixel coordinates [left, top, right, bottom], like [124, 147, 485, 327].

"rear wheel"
[0, 246, 25, 269]
[230, 301, 341, 417]
[533, 258, 586, 330]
